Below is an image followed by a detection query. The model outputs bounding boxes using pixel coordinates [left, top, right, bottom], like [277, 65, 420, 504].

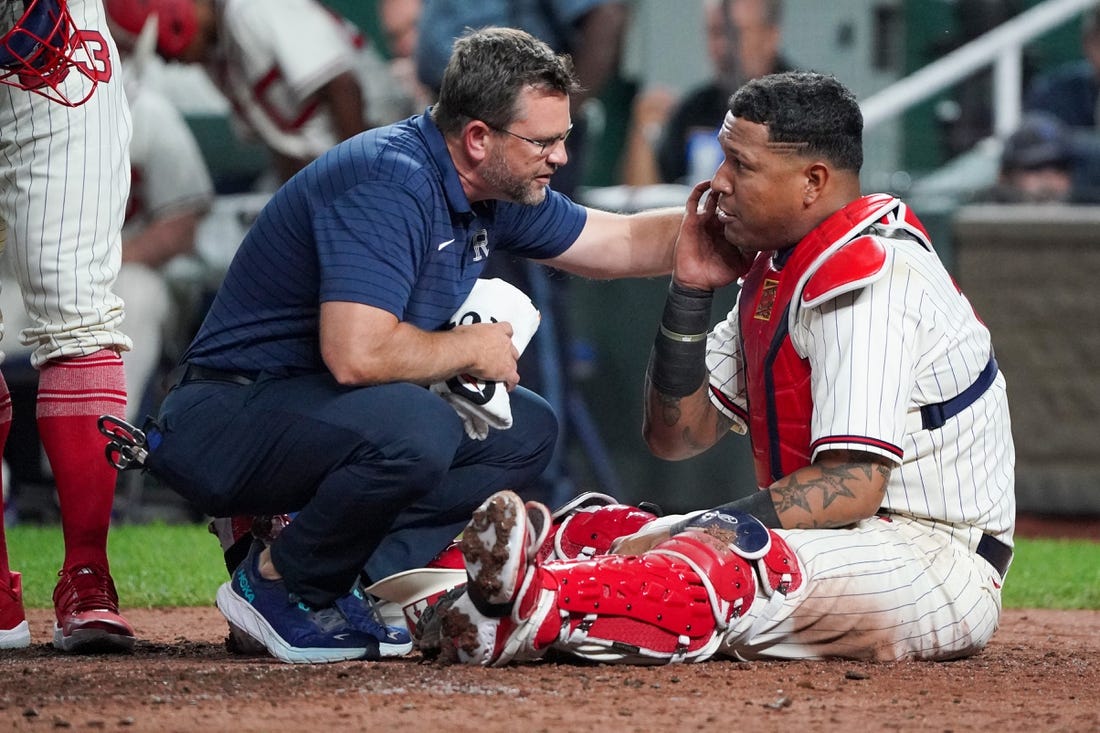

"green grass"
[1001, 537, 1100, 609]
[6, 523, 226, 608]
[3, 524, 1098, 609]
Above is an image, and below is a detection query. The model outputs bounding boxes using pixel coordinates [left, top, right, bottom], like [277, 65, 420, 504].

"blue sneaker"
[334, 580, 413, 658]
[214, 541, 379, 664]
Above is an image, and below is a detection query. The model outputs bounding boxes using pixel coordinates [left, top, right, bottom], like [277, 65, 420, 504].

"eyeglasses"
[486, 122, 573, 155]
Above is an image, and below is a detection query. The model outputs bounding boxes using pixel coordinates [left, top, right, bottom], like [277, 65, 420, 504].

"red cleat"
[52, 565, 135, 653]
[0, 571, 30, 649]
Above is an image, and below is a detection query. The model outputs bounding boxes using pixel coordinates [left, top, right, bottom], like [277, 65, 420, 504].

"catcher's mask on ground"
[0, 0, 107, 106]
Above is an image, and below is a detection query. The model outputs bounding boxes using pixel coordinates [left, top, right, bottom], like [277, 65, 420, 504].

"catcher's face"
[710, 112, 814, 253]
[480, 89, 571, 206]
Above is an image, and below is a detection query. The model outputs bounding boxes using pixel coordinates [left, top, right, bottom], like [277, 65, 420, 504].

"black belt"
[976, 533, 1013, 578]
[177, 364, 256, 387]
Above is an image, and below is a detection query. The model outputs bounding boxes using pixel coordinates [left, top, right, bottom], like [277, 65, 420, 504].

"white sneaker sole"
[378, 636, 414, 657]
[0, 620, 30, 649]
[215, 582, 370, 664]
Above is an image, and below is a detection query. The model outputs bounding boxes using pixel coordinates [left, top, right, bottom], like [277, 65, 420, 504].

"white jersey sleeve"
[705, 303, 749, 435]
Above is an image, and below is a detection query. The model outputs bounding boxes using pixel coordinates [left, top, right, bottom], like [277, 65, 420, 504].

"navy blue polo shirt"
[182, 112, 588, 377]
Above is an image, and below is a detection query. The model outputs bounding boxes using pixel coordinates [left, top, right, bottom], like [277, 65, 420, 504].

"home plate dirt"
[1, 512, 1096, 731]
[1, 605, 1096, 732]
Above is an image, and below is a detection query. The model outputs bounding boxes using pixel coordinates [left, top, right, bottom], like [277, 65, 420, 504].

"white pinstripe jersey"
[706, 197, 1015, 544]
[0, 0, 132, 366]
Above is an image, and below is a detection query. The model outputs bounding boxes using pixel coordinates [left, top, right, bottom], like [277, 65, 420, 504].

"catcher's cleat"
[97, 414, 151, 471]
[52, 565, 136, 653]
[460, 490, 550, 612]
[412, 584, 466, 660]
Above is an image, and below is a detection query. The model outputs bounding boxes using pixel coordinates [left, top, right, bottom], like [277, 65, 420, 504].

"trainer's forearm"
[623, 207, 683, 276]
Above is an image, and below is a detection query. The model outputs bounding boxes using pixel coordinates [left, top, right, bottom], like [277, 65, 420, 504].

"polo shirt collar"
[416, 109, 474, 217]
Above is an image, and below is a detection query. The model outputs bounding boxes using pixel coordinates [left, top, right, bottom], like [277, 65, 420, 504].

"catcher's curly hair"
[729, 71, 864, 172]
[432, 27, 580, 136]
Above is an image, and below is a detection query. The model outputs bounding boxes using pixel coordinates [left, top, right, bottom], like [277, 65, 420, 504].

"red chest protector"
[737, 194, 919, 486]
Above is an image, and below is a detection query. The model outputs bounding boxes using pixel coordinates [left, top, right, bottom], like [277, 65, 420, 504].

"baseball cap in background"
[1001, 113, 1074, 172]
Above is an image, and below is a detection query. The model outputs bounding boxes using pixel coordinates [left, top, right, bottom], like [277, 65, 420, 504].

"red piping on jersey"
[319, 6, 367, 50]
[710, 383, 748, 424]
[811, 435, 904, 460]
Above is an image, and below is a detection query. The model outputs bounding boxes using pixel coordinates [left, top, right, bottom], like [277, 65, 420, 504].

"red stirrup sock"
[36, 350, 127, 571]
[0, 371, 12, 582]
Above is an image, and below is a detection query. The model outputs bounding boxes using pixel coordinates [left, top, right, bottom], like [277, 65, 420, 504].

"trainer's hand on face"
[673, 181, 754, 292]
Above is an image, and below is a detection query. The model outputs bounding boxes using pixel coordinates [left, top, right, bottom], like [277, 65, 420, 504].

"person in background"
[1025, 6, 1100, 131]
[100, 12, 213, 419]
[378, 0, 432, 112]
[621, 0, 792, 186]
[978, 113, 1078, 204]
[105, 0, 417, 184]
[1023, 6, 1100, 201]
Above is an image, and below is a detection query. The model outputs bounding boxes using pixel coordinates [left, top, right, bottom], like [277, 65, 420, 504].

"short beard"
[483, 147, 546, 206]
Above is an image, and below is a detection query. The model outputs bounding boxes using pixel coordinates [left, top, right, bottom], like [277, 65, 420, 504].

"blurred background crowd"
[5, 0, 1099, 527]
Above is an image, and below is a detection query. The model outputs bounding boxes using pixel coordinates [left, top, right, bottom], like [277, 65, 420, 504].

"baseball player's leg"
[721, 517, 1002, 662]
[0, 221, 26, 648]
[0, 0, 135, 653]
[422, 492, 780, 666]
[363, 386, 558, 582]
[437, 511, 1001, 665]
[0, 368, 29, 649]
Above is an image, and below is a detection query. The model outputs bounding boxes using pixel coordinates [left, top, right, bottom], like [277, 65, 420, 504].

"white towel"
[430, 278, 541, 440]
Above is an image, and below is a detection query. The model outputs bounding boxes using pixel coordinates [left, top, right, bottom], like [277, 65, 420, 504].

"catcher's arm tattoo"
[643, 384, 733, 459]
[767, 449, 893, 529]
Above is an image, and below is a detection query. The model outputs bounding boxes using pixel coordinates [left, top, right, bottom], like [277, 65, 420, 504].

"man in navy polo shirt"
[113, 27, 685, 664]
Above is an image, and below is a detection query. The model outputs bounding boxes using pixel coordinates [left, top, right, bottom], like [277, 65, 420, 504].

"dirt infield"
[3, 514, 1097, 732]
[0, 606, 1095, 732]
